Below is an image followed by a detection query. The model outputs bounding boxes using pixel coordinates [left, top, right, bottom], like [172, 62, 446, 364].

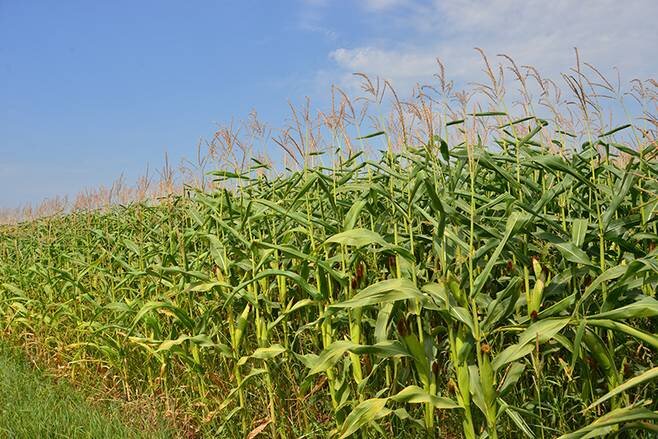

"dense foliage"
[1, 122, 657, 437]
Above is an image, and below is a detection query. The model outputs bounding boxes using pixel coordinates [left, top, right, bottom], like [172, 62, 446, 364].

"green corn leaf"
[536, 232, 593, 266]
[599, 124, 632, 137]
[482, 278, 522, 332]
[571, 218, 589, 248]
[570, 319, 587, 371]
[498, 362, 526, 396]
[602, 170, 638, 231]
[469, 111, 508, 117]
[536, 293, 575, 319]
[356, 131, 386, 140]
[156, 334, 226, 353]
[578, 264, 628, 306]
[558, 406, 658, 439]
[375, 303, 394, 343]
[308, 340, 409, 375]
[498, 116, 536, 128]
[349, 340, 409, 358]
[336, 398, 391, 439]
[493, 318, 570, 370]
[590, 296, 658, 320]
[344, 199, 368, 231]
[586, 367, 658, 411]
[586, 319, 658, 350]
[324, 228, 387, 248]
[131, 301, 194, 332]
[473, 212, 521, 296]
[530, 155, 593, 188]
[330, 278, 423, 308]
[249, 344, 287, 360]
[439, 137, 450, 163]
[391, 385, 460, 409]
[492, 343, 535, 371]
[468, 365, 487, 415]
[518, 318, 571, 345]
[230, 269, 322, 303]
[499, 399, 535, 438]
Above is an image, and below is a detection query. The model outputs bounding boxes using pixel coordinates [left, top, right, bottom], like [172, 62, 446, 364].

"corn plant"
[1, 58, 657, 438]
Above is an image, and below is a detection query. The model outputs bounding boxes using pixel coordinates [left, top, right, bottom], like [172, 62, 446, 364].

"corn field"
[1, 58, 658, 437]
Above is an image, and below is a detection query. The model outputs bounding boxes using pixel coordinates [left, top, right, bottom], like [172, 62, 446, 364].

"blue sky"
[1, 0, 656, 207]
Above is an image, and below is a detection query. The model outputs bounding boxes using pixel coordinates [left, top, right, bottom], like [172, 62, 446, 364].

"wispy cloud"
[298, 0, 338, 41]
[361, 0, 407, 12]
[320, 0, 657, 94]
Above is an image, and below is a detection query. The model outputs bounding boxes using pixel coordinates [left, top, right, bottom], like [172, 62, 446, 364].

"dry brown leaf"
[246, 418, 272, 439]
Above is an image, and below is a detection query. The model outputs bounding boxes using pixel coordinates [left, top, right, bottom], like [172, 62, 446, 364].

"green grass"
[0, 343, 171, 439]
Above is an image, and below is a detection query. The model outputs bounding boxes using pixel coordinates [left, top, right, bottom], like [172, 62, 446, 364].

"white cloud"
[324, 0, 657, 95]
[330, 47, 438, 79]
[362, 0, 407, 11]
